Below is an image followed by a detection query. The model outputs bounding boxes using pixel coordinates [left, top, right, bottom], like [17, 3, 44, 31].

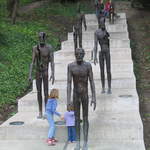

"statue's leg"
[73, 92, 81, 150]
[82, 95, 89, 150]
[43, 70, 48, 111]
[109, 13, 111, 23]
[99, 51, 105, 93]
[79, 29, 82, 48]
[36, 71, 43, 118]
[106, 52, 112, 94]
[73, 31, 77, 50]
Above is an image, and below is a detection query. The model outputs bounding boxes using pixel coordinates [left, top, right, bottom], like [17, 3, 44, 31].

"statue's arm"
[88, 63, 96, 110]
[49, 46, 55, 84]
[82, 14, 87, 31]
[106, 31, 110, 37]
[67, 64, 72, 105]
[28, 47, 36, 81]
[94, 31, 98, 65]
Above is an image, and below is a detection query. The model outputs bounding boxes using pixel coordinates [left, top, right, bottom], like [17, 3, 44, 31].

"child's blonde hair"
[48, 89, 59, 99]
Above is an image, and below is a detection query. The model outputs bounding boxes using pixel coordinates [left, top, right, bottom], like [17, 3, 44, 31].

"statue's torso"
[70, 62, 90, 94]
[33, 44, 52, 70]
[75, 14, 83, 30]
[96, 29, 110, 52]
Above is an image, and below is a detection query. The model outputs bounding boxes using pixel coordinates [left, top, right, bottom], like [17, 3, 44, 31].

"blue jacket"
[46, 98, 61, 116]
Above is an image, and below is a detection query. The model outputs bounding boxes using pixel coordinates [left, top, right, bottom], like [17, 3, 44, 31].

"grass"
[0, 0, 94, 108]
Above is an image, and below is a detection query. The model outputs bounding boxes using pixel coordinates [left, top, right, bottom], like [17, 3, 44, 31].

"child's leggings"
[46, 112, 56, 139]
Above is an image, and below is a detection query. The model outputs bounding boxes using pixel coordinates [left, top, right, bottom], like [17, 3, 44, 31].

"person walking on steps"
[45, 89, 63, 146]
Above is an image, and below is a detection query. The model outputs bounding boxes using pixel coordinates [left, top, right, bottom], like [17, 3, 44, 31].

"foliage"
[0, 0, 94, 108]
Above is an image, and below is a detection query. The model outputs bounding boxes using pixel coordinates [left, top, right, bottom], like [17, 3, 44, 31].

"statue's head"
[75, 48, 85, 63]
[38, 32, 46, 44]
[77, 2, 81, 13]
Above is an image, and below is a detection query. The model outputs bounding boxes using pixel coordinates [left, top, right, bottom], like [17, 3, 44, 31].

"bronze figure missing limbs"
[28, 32, 55, 118]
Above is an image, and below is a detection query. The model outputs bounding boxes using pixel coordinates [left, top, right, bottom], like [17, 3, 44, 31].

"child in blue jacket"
[46, 89, 62, 146]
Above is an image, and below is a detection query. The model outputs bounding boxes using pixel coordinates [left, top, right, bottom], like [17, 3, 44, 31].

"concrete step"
[0, 88, 142, 141]
[61, 39, 130, 50]
[19, 87, 139, 113]
[84, 23, 128, 32]
[54, 49, 132, 62]
[0, 140, 145, 150]
[86, 17, 127, 26]
[0, 140, 68, 150]
[85, 13, 126, 21]
[68, 31, 129, 40]
[58, 47, 131, 53]
[0, 112, 142, 142]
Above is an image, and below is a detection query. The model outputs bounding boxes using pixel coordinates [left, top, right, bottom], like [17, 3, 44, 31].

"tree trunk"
[12, 0, 18, 24]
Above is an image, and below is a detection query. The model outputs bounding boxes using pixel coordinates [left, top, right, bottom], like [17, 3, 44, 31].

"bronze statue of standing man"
[28, 32, 55, 118]
[94, 25, 112, 94]
[73, 7, 87, 50]
[67, 48, 96, 150]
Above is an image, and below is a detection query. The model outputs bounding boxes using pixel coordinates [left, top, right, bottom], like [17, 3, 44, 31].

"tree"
[7, 0, 19, 24]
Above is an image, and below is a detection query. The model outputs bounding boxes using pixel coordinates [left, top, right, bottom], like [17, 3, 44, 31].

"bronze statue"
[73, 7, 87, 50]
[28, 32, 55, 118]
[67, 48, 96, 150]
[94, 25, 112, 94]
[97, 11, 106, 29]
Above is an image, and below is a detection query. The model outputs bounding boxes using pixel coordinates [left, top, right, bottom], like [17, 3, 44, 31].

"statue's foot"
[74, 142, 80, 150]
[82, 143, 88, 150]
[37, 112, 43, 119]
[42, 113, 47, 119]
[107, 89, 112, 94]
[101, 88, 105, 94]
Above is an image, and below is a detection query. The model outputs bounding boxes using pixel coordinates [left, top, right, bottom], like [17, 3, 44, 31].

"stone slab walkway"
[0, 13, 146, 150]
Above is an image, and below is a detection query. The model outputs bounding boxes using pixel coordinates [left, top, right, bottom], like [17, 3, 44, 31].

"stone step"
[86, 18, 127, 26]
[58, 47, 131, 53]
[84, 23, 128, 32]
[0, 140, 145, 150]
[0, 88, 142, 141]
[54, 61, 134, 72]
[0, 112, 142, 142]
[87, 140, 145, 150]
[19, 87, 138, 113]
[53, 67, 134, 81]
[61, 39, 130, 49]
[68, 31, 129, 40]
[54, 50, 132, 62]
[0, 140, 67, 150]
[0, 112, 67, 141]
[85, 13, 126, 21]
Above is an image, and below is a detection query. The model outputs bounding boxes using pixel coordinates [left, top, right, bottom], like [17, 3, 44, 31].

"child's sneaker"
[47, 139, 55, 146]
[68, 141, 72, 144]
[52, 138, 58, 143]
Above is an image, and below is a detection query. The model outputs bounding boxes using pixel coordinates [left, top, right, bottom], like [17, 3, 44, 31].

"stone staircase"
[0, 13, 146, 150]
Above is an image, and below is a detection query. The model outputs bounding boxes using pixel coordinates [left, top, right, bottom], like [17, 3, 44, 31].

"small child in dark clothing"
[64, 103, 76, 143]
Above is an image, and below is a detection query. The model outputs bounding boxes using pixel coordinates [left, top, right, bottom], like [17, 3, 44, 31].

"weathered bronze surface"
[28, 32, 55, 118]
[94, 26, 112, 94]
[98, 11, 106, 29]
[67, 48, 96, 150]
[73, 8, 87, 50]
